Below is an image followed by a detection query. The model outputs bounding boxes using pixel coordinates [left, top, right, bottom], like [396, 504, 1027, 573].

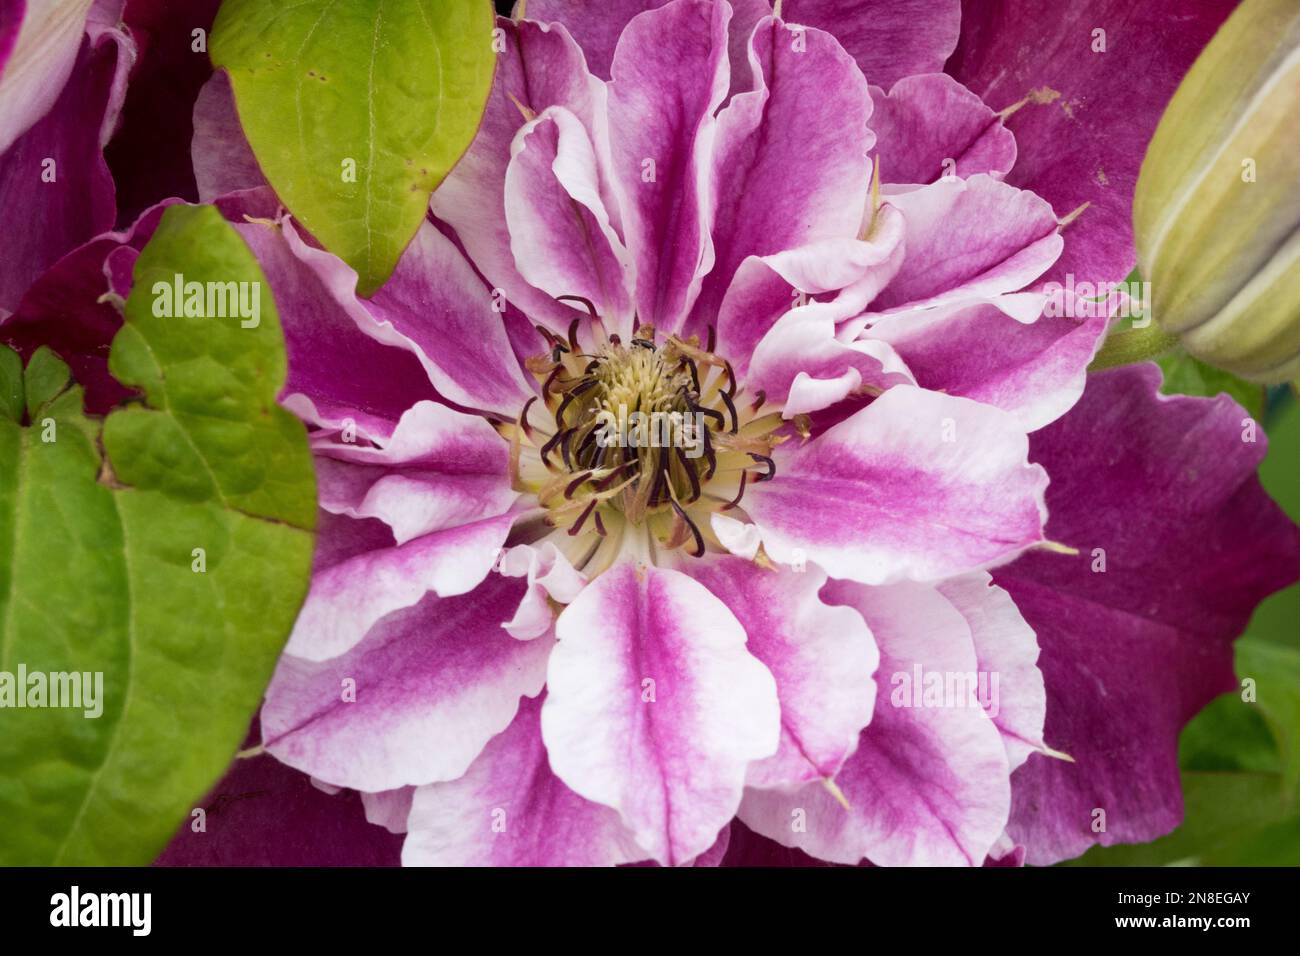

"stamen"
[720, 469, 749, 511]
[749, 452, 776, 482]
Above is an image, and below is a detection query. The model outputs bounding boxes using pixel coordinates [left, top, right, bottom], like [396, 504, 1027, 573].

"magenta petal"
[781, 0, 960, 88]
[230, 220, 439, 441]
[994, 365, 1300, 865]
[156, 751, 401, 867]
[866, 175, 1061, 314]
[0, 0, 95, 154]
[313, 400, 516, 546]
[431, 17, 608, 333]
[946, 0, 1235, 285]
[607, 0, 731, 332]
[688, 558, 878, 789]
[686, 13, 873, 338]
[285, 508, 519, 663]
[0, 21, 133, 312]
[264, 574, 554, 792]
[741, 579, 1011, 866]
[937, 572, 1045, 770]
[504, 106, 634, 331]
[868, 73, 1016, 184]
[541, 561, 780, 865]
[282, 219, 535, 422]
[526, 0, 771, 86]
[745, 386, 1048, 583]
[404, 695, 647, 866]
[191, 71, 266, 201]
[867, 297, 1107, 432]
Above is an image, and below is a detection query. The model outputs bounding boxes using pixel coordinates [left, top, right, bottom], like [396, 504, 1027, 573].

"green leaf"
[211, 0, 496, 295]
[1067, 772, 1300, 866]
[1157, 349, 1267, 420]
[0, 205, 315, 865]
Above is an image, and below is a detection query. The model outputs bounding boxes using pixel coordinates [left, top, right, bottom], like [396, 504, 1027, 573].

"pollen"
[501, 300, 787, 570]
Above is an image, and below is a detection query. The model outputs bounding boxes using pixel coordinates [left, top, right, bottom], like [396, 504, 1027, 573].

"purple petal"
[781, 0, 960, 88]
[230, 219, 440, 441]
[868, 73, 1016, 184]
[994, 365, 1300, 864]
[526, 0, 772, 86]
[866, 296, 1107, 432]
[946, 0, 1235, 285]
[282, 218, 536, 421]
[313, 400, 517, 545]
[504, 106, 634, 331]
[156, 751, 401, 866]
[404, 695, 647, 866]
[0, 19, 133, 312]
[285, 509, 520, 662]
[0, 0, 95, 154]
[744, 385, 1048, 583]
[686, 13, 873, 338]
[430, 17, 608, 333]
[541, 561, 780, 865]
[191, 71, 266, 201]
[606, 0, 731, 332]
[264, 574, 554, 792]
[937, 572, 1045, 769]
[741, 579, 1011, 866]
[688, 558, 878, 789]
[864, 175, 1061, 315]
[718, 203, 906, 377]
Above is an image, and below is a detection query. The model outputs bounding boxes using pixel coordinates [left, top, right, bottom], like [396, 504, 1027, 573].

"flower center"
[506, 312, 789, 561]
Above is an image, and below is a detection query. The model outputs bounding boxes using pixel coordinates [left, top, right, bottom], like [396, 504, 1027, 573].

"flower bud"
[1134, 0, 1300, 383]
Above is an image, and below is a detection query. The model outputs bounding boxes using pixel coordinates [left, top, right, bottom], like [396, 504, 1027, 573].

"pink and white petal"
[362, 787, 415, 835]
[780, 0, 960, 89]
[866, 175, 1061, 315]
[607, 0, 730, 332]
[284, 218, 535, 420]
[284, 510, 520, 662]
[747, 301, 914, 418]
[233, 219, 438, 442]
[526, 0, 771, 89]
[741, 579, 1011, 866]
[0, 21, 134, 313]
[430, 17, 608, 333]
[717, 203, 906, 373]
[745, 386, 1047, 583]
[686, 14, 873, 338]
[541, 561, 780, 866]
[498, 541, 587, 640]
[264, 574, 554, 792]
[937, 572, 1046, 769]
[504, 106, 633, 330]
[191, 71, 266, 201]
[994, 365, 1300, 864]
[863, 297, 1108, 432]
[312, 400, 516, 544]
[868, 73, 1016, 185]
[688, 558, 878, 789]
[947, 0, 1235, 286]
[404, 695, 648, 866]
[0, 0, 95, 153]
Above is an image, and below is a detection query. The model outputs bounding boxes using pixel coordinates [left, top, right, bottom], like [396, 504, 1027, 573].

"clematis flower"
[6, 0, 1295, 867]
